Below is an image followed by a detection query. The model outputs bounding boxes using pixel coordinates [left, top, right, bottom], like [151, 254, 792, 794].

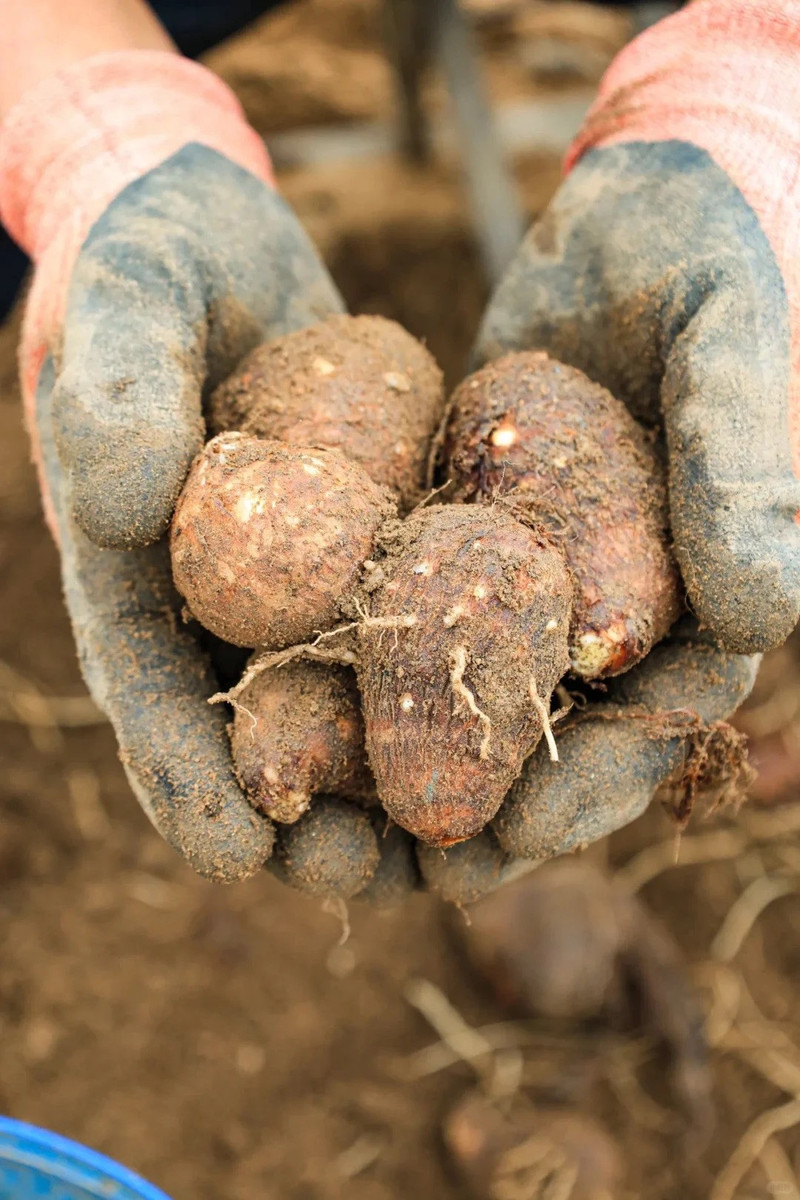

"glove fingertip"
[179, 804, 275, 884]
[496, 633, 759, 863]
[358, 818, 420, 908]
[613, 631, 759, 717]
[417, 831, 525, 906]
[56, 406, 201, 549]
[126, 765, 274, 883]
[270, 798, 380, 899]
[493, 724, 679, 862]
[52, 360, 204, 548]
[68, 451, 187, 550]
[681, 551, 800, 656]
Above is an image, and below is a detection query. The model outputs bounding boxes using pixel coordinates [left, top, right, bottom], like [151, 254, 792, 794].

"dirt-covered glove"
[0, 52, 344, 881]
[477, 0, 800, 861]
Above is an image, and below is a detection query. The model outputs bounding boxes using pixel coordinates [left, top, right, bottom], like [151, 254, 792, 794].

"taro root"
[230, 658, 373, 823]
[461, 860, 628, 1019]
[209, 313, 445, 511]
[357, 505, 572, 847]
[170, 432, 394, 649]
[445, 351, 682, 679]
[176, 341, 686, 874]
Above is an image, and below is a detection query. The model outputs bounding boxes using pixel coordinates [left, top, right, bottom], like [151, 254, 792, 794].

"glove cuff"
[0, 51, 274, 407]
[566, 0, 800, 451]
[567, 1, 800, 188]
[0, 50, 273, 261]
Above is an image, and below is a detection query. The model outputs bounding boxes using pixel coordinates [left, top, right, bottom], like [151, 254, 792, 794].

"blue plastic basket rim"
[0, 1116, 172, 1199]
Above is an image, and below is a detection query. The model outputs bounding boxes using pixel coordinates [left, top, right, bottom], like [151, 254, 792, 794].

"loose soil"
[3, 4, 800, 1199]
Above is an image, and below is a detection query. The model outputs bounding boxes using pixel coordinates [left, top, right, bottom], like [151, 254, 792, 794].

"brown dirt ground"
[3, 4, 800, 1199]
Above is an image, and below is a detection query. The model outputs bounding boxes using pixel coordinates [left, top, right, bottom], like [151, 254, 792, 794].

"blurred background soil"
[2, 3, 800, 1198]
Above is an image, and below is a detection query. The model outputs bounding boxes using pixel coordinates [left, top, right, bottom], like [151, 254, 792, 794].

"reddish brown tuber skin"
[357, 505, 572, 847]
[209, 314, 445, 511]
[170, 432, 394, 649]
[230, 659, 373, 823]
[445, 351, 682, 679]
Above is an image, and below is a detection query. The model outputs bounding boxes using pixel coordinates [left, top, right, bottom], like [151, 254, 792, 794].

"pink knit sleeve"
[566, 0, 800, 464]
[0, 51, 274, 410]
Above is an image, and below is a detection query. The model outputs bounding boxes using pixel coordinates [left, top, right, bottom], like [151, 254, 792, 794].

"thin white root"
[449, 645, 492, 760]
[404, 977, 495, 1081]
[209, 609, 417, 706]
[0, 658, 105, 754]
[412, 478, 453, 510]
[229, 699, 258, 739]
[710, 875, 798, 963]
[209, 637, 357, 705]
[758, 1138, 800, 1200]
[363, 614, 418, 631]
[354, 595, 417, 632]
[321, 896, 351, 946]
[711, 1098, 800, 1200]
[615, 828, 748, 895]
[529, 675, 559, 763]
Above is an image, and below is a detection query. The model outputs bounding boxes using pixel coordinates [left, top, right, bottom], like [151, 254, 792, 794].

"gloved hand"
[0, 52, 344, 881]
[477, 0, 800, 861]
[0, 49, 534, 903]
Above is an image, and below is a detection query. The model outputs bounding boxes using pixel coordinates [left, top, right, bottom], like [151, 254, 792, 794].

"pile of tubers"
[169, 314, 682, 898]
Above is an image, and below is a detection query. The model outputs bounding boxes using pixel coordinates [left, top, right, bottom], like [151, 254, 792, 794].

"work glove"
[0, 52, 344, 881]
[477, 0, 800, 862]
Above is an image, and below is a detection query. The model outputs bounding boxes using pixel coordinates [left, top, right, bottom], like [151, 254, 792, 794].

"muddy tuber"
[445, 351, 682, 678]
